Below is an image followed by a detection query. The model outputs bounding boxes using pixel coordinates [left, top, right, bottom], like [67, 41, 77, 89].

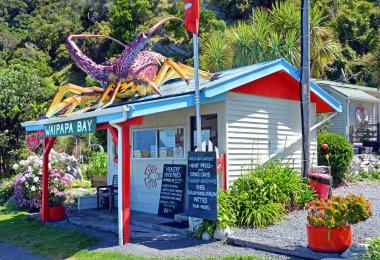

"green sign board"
[44, 117, 96, 137]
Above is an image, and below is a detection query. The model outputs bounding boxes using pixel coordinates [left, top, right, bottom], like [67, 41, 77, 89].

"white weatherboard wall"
[226, 92, 317, 186]
[325, 94, 347, 138]
[129, 102, 226, 214]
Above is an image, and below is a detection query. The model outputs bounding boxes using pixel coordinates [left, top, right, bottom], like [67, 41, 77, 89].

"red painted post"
[41, 137, 56, 223]
[222, 153, 227, 192]
[119, 116, 143, 244]
[121, 124, 130, 243]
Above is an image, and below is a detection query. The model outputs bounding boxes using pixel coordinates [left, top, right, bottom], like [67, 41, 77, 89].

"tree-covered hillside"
[0, 0, 379, 177]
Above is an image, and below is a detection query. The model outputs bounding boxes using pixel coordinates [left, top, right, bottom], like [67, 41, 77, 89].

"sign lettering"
[187, 151, 217, 221]
[157, 164, 186, 218]
[44, 117, 96, 137]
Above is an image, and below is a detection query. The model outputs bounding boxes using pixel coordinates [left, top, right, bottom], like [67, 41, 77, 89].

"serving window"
[133, 127, 184, 159]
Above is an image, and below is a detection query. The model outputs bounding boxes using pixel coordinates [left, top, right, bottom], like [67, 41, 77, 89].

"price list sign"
[157, 164, 186, 218]
[187, 151, 217, 221]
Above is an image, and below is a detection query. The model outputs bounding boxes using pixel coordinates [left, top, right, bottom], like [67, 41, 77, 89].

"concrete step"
[131, 219, 189, 236]
[69, 215, 118, 234]
[68, 209, 189, 237]
[174, 212, 189, 222]
[77, 209, 118, 222]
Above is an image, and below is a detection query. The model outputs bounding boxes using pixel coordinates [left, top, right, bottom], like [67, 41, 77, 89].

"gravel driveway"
[228, 180, 380, 259]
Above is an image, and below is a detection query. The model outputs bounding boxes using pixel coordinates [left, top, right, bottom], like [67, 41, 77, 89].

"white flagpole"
[193, 33, 202, 151]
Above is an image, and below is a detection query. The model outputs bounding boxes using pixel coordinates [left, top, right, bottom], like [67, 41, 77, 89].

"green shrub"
[363, 237, 380, 260]
[317, 132, 354, 185]
[217, 161, 315, 228]
[86, 152, 107, 179]
[0, 178, 15, 205]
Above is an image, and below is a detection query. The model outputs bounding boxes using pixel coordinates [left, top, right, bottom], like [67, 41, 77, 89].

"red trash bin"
[309, 173, 331, 200]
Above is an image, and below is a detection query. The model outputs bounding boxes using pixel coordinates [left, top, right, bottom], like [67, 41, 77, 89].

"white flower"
[37, 171, 42, 175]
[12, 164, 19, 171]
[20, 177, 26, 182]
[31, 186, 36, 191]
[19, 160, 28, 166]
[33, 177, 39, 183]
[33, 162, 40, 169]
[29, 173, 35, 178]
[27, 166, 32, 172]
[24, 172, 31, 178]
[48, 163, 52, 169]
[25, 183, 29, 187]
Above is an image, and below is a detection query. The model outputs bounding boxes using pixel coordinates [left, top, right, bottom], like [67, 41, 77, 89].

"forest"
[0, 0, 379, 177]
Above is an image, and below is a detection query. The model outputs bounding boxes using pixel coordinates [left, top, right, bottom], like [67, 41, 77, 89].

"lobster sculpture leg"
[45, 17, 216, 118]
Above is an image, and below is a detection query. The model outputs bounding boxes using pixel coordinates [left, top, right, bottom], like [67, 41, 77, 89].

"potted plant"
[46, 168, 73, 221]
[86, 152, 108, 187]
[307, 194, 372, 252]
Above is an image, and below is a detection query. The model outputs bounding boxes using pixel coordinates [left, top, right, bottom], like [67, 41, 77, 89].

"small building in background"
[315, 80, 380, 145]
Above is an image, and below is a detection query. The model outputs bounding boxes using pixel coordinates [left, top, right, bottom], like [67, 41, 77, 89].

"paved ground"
[0, 243, 47, 260]
[57, 209, 293, 259]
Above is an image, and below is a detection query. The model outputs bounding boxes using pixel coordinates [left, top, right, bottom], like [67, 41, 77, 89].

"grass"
[70, 250, 272, 260]
[0, 204, 99, 259]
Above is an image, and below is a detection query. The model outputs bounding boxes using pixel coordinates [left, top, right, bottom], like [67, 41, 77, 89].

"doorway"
[190, 114, 218, 151]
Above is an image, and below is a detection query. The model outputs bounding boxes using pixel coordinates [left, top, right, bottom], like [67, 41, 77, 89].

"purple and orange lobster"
[45, 17, 216, 118]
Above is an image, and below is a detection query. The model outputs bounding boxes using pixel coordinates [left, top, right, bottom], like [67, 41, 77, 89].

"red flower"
[322, 143, 328, 150]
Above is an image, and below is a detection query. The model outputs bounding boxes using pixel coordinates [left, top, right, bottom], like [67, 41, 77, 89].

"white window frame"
[132, 125, 185, 160]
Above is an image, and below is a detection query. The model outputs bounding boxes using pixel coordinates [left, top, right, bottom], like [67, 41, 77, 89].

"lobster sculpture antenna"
[45, 16, 217, 118]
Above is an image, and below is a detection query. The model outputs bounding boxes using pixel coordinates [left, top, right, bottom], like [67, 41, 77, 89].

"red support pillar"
[119, 116, 143, 244]
[121, 124, 131, 243]
[41, 137, 56, 223]
[222, 153, 227, 192]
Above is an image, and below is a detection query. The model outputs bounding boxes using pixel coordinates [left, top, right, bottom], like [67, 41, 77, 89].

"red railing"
[216, 153, 227, 192]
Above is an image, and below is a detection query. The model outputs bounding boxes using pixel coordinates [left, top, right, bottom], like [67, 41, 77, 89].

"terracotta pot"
[40, 205, 65, 221]
[307, 224, 352, 252]
[48, 205, 65, 221]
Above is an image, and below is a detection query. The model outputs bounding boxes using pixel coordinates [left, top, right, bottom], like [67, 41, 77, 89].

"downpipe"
[109, 105, 129, 246]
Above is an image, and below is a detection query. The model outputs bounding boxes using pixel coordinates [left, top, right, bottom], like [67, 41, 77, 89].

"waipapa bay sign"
[44, 117, 96, 137]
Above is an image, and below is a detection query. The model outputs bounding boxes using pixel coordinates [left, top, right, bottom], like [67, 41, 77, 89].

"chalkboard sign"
[157, 164, 186, 218]
[187, 151, 217, 221]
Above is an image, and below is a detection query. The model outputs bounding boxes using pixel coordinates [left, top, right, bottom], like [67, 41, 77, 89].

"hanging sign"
[26, 133, 41, 149]
[44, 117, 96, 137]
[157, 164, 186, 218]
[187, 151, 217, 221]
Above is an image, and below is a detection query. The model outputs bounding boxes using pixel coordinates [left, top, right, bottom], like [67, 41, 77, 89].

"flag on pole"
[185, 0, 199, 35]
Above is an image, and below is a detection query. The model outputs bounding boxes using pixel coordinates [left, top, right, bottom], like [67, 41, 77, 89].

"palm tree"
[270, 0, 340, 77]
[200, 32, 233, 72]
[228, 21, 256, 67]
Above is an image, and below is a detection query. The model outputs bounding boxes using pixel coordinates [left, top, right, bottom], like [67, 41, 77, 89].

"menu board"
[187, 151, 217, 221]
[157, 164, 186, 218]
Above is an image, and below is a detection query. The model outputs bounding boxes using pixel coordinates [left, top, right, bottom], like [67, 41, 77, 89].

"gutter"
[109, 105, 129, 246]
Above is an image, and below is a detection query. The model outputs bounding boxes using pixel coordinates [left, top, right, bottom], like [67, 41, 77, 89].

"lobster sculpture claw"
[45, 17, 217, 118]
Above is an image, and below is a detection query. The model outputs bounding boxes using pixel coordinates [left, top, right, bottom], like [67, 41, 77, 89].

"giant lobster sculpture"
[45, 17, 216, 118]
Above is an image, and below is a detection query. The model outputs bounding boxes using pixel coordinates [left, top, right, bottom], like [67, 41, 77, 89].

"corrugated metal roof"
[314, 79, 380, 95]
[110, 60, 276, 106]
[22, 59, 343, 131]
[330, 86, 379, 103]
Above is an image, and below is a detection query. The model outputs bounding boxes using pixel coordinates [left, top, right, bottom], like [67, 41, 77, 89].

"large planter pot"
[307, 224, 352, 252]
[40, 205, 66, 221]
